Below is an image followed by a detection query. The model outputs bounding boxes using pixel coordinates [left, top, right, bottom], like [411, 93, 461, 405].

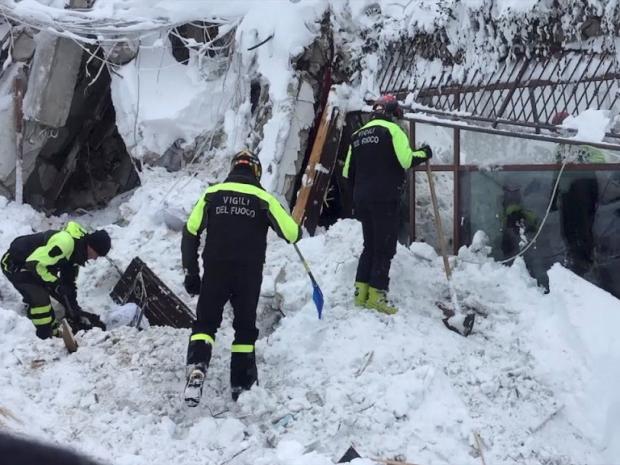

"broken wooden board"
[292, 100, 344, 234]
[60, 318, 78, 353]
[110, 257, 195, 329]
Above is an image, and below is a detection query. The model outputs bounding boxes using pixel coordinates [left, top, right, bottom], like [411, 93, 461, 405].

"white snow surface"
[563, 109, 612, 144]
[1, 169, 620, 465]
[104, 0, 328, 193]
[2, 1, 620, 463]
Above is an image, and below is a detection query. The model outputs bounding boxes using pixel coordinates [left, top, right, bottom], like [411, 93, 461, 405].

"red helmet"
[551, 111, 570, 126]
[372, 94, 403, 118]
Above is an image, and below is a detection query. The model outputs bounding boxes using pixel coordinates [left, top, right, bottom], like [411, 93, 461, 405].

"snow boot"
[354, 282, 369, 307]
[184, 334, 213, 407]
[184, 363, 207, 407]
[230, 350, 258, 401]
[366, 287, 398, 315]
[51, 319, 62, 338]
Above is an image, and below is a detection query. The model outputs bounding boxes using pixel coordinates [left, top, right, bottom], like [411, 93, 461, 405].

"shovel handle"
[425, 160, 452, 280]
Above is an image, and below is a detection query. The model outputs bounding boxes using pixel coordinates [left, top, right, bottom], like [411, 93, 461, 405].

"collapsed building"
[0, 1, 619, 299]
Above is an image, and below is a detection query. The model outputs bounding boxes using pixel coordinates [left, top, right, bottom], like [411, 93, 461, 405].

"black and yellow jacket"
[343, 116, 428, 203]
[2, 221, 88, 290]
[181, 167, 301, 275]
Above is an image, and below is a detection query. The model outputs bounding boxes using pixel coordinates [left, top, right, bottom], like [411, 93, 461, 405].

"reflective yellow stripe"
[343, 145, 352, 178]
[26, 231, 75, 282]
[505, 204, 522, 216]
[186, 195, 208, 236]
[64, 221, 87, 239]
[1, 253, 9, 272]
[190, 333, 214, 345]
[32, 316, 53, 326]
[204, 183, 300, 243]
[30, 304, 52, 315]
[231, 344, 254, 353]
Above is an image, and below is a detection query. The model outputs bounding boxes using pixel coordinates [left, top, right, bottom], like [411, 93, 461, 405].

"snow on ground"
[1, 168, 620, 465]
[2, 1, 620, 464]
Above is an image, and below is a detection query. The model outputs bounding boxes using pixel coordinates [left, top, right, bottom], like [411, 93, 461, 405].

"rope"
[460, 160, 568, 266]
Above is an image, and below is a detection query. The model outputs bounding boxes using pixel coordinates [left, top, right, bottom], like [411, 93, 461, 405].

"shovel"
[424, 160, 475, 336]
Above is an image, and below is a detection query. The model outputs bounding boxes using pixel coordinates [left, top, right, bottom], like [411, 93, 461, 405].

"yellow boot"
[366, 287, 398, 315]
[354, 282, 369, 307]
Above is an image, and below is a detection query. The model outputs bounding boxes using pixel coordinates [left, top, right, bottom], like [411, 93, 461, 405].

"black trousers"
[2, 256, 55, 339]
[187, 258, 263, 366]
[560, 176, 598, 272]
[354, 201, 400, 290]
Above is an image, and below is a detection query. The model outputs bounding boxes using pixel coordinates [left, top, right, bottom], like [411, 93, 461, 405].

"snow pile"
[2, 1, 620, 464]
[2, 170, 620, 464]
[562, 109, 612, 143]
[109, 37, 225, 160]
[107, 0, 328, 194]
[532, 264, 620, 461]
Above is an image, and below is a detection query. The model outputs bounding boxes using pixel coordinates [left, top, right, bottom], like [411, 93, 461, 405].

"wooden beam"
[292, 105, 333, 225]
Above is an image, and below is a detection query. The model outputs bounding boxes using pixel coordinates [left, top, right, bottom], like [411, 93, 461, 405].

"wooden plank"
[301, 108, 343, 235]
[292, 105, 333, 224]
[110, 257, 195, 329]
[60, 318, 78, 353]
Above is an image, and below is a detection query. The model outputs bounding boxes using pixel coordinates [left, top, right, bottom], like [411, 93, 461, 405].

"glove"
[53, 282, 73, 299]
[65, 306, 106, 332]
[74, 310, 107, 331]
[184, 274, 201, 296]
[420, 145, 433, 159]
[52, 282, 79, 317]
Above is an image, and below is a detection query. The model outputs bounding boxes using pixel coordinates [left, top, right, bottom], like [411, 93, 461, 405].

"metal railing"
[378, 47, 620, 141]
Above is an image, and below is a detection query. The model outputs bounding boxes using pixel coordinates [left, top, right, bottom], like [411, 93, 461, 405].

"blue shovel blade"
[312, 284, 324, 319]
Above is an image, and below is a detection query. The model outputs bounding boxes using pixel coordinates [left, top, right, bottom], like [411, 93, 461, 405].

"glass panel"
[415, 123, 454, 165]
[461, 130, 620, 165]
[415, 171, 454, 251]
[458, 169, 620, 298]
[461, 130, 558, 165]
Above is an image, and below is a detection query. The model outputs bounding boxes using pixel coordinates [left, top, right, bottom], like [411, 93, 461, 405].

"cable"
[0, 5, 237, 43]
[459, 160, 568, 266]
[496, 160, 567, 264]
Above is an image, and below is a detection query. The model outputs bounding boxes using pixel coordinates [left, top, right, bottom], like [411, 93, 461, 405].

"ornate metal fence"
[379, 48, 620, 140]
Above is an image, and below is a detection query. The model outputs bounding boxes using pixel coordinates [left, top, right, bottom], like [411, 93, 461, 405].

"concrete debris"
[11, 28, 35, 62]
[23, 31, 83, 128]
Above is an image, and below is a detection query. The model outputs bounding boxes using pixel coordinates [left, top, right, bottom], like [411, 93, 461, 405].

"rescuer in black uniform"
[552, 111, 604, 276]
[181, 149, 301, 405]
[1, 221, 110, 339]
[343, 94, 432, 314]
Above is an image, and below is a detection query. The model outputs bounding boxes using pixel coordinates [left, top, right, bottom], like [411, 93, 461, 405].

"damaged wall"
[9, 2, 617, 215]
[23, 31, 82, 128]
[0, 18, 140, 213]
[24, 56, 140, 212]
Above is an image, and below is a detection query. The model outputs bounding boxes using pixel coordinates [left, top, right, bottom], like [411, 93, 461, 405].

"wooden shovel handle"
[425, 160, 452, 280]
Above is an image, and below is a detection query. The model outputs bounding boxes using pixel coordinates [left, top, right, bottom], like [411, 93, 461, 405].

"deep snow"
[1, 168, 620, 465]
[1, 1, 620, 464]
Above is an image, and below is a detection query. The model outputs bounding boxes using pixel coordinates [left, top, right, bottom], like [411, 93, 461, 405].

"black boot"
[230, 351, 258, 401]
[184, 364, 207, 408]
[184, 337, 213, 407]
[35, 324, 53, 340]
